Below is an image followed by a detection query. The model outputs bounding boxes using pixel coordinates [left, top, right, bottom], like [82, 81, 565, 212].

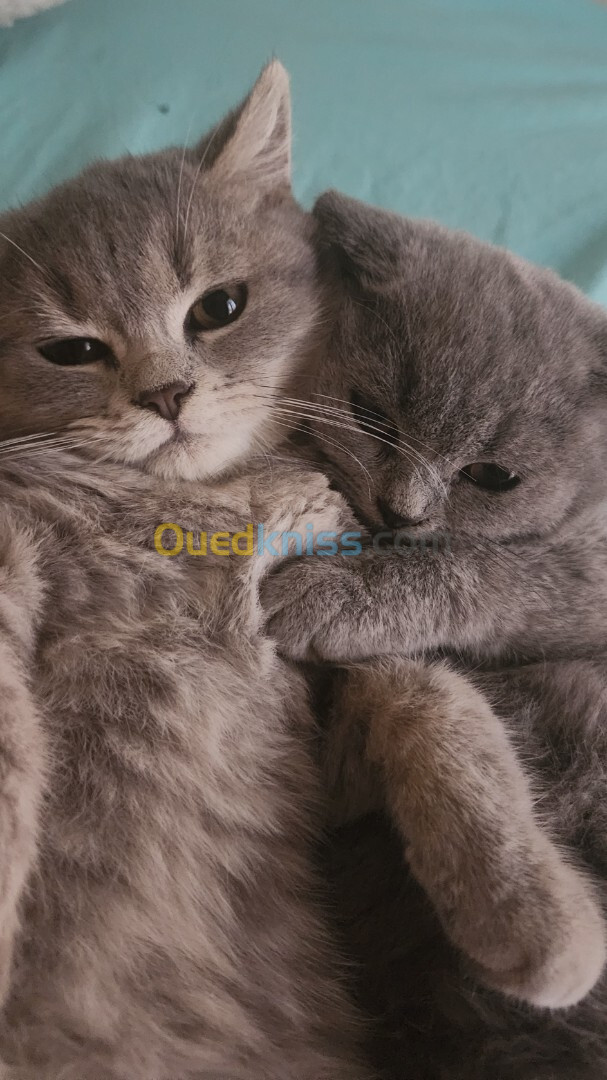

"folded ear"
[313, 190, 407, 284]
[196, 60, 291, 196]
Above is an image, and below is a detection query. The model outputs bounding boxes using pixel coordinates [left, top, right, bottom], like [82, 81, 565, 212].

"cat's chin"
[141, 437, 241, 483]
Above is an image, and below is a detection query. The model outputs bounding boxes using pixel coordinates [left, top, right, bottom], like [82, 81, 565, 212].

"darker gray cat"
[263, 191, 607, 1079]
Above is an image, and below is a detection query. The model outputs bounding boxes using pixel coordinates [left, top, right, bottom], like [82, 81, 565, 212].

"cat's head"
[0, 61, 319, 480]
[308, 190, 607, 543]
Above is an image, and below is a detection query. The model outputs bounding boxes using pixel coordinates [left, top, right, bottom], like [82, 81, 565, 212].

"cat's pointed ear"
[313, 190, 405, 284]
[196, 60, 291, 196]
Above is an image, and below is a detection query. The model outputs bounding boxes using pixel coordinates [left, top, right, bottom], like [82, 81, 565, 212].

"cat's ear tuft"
[197, 60, 291, 195]
[313, 190, 404, 285]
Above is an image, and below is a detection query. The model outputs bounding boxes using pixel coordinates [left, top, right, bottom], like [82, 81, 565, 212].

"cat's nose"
[136, 381, 194, 422]
[378, 498, 427, 530]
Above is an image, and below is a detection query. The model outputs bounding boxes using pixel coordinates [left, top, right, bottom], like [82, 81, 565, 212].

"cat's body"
[0, 65, 373, 1079]
[263, 192, 607, 1077]
[0, 451, 370, 1080]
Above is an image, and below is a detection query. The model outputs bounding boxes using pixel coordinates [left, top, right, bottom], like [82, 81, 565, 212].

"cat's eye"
[461, 462, 521, 492]
[350, 390, 399, 449]
[38, 337, 114, 367]
[186, 283, 248, 333]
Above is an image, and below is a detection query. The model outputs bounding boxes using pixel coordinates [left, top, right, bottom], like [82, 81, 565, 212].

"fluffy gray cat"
[0, 62, 378, 1080]
[263, 190, 607, 1078]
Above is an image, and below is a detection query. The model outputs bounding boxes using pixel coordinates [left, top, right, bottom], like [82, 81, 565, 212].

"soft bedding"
[0, 0, 606, 303]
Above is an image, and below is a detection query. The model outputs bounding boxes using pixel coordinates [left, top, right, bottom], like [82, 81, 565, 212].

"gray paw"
[260, 558, 366, 662]
[475, 855, 606, 1010]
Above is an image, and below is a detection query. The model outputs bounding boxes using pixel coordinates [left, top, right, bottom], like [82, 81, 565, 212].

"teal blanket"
[1, 0, 606, 302]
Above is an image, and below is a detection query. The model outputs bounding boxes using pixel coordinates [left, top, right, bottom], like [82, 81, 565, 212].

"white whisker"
[174, 119, 193, 248]
[0, 430, 64, 448]
[0, 437, 85, 459]
[268, 402, 444, 491]
[265, 416, 372, 499]
[182, 124, 220, 250]
[314, 393, 456, 468]
[0, 231, 46, 276]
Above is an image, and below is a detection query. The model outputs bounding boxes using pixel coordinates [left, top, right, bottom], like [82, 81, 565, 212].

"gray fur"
[263, 191, 607, 1076]
[0, 66, 372, 1079]
[1, 57, 603, 1079]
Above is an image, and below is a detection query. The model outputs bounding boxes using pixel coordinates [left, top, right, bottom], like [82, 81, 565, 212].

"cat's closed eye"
[349, 389, 399, 453]
[461, 462, 520, 492]
[186, 283, 247, 335]
[38, 338, 115, 367]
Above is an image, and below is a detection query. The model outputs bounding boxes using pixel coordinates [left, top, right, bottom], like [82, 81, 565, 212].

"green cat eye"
[461, 463, 520, 492]
[38, 337, 115, 367]
[186, 283, 248, 334]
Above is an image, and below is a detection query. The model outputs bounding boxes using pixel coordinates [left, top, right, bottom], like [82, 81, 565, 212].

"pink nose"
[136, 381, 194, 422]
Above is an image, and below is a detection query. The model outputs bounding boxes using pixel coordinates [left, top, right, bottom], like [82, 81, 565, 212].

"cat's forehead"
[0, 150, 252, 335]
[349, 224, 589, 397]
[334, 221, 603, 457]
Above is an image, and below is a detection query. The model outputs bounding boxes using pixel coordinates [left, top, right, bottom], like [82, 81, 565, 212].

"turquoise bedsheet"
[1, 0, 606, 303]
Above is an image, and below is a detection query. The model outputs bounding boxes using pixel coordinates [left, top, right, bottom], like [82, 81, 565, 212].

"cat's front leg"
[0, 515, 46, 1003]
[261, 543, 526, 662]
[261, 555, 376, 660]
[329, 658, 606, 1009]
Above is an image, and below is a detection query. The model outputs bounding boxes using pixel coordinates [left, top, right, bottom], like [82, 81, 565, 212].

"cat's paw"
[514, 877, 605, 1009]
[261, 557, 367, 661]
[253, 466, 348, 540]
[478, 858, 606, 1010]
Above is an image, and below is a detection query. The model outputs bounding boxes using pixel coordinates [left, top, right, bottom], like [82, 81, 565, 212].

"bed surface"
[1, 0, 606, 303]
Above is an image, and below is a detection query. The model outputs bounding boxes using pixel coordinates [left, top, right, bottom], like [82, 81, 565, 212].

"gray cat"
[0, 63, 377, 1080]
[0, 57, 600, 1078]
[263, 190, 607, 1077]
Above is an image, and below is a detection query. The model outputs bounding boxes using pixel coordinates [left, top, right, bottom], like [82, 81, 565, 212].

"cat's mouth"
[168, 427, 195, 446]
[139, 422, 239, 482]
[143, 425, 197, 461]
